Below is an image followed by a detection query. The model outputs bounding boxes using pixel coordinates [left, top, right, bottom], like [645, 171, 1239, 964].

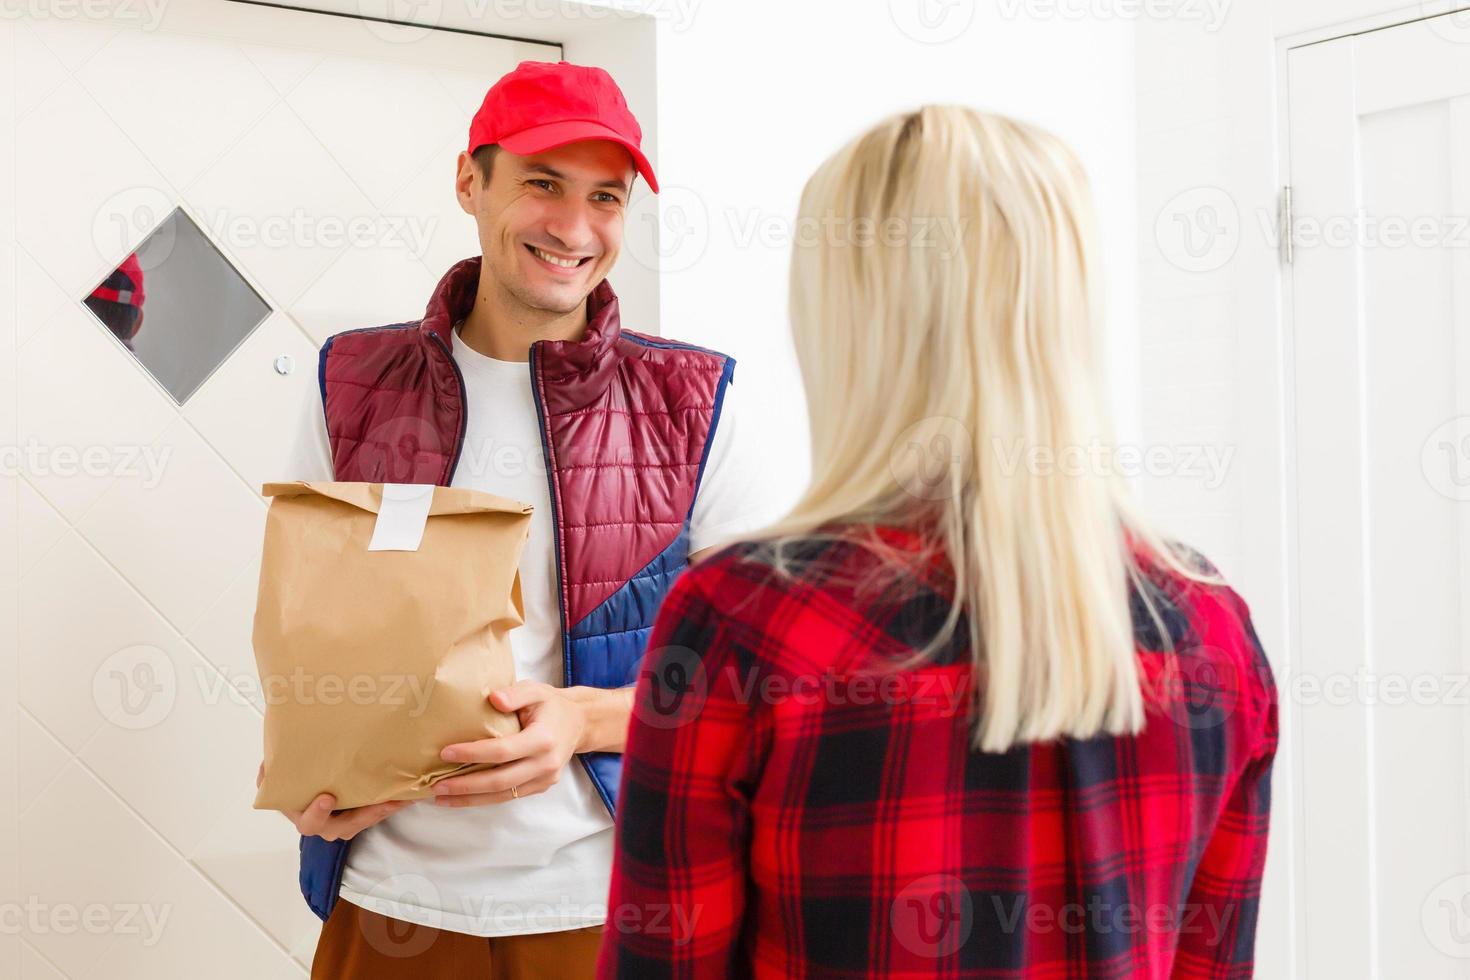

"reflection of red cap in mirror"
[467, 60, 658, 194]
[87, 252, 146, 342]
[91, 252, 146, 308]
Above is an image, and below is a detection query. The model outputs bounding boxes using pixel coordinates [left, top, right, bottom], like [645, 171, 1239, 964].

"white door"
[0, 5, 559, 976]
[1286, 12, 1470, 979]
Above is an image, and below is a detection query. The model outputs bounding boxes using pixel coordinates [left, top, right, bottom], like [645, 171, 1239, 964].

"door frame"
[2, 20, 19, 979]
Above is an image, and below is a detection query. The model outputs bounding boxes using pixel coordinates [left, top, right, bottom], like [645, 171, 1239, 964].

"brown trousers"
[310, 898, 604, 980]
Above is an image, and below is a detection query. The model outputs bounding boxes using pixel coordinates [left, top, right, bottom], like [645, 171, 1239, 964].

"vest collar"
[419, 254, 624, 373]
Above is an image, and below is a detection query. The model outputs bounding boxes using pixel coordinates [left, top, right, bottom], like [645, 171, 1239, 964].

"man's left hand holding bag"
[257, 762, 413, 841]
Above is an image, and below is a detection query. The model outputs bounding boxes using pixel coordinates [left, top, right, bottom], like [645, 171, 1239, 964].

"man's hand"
[257, 762, 412, 841]
[431, 681, 587, 808]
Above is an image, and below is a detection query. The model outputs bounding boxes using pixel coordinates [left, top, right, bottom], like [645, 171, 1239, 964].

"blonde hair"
[750, 106, 1211, 753]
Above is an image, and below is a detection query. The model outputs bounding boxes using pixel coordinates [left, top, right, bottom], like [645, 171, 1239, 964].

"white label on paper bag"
[367, 484, 435, 552]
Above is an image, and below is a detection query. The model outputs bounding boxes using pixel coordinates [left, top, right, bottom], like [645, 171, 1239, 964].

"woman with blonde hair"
[597, 106, 1277, 978]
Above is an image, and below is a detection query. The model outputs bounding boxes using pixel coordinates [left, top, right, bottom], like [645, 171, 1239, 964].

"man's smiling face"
[456, 140, 634, 316]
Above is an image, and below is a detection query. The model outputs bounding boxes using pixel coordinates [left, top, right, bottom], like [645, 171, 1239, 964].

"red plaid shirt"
[598, 525, 1277, 979]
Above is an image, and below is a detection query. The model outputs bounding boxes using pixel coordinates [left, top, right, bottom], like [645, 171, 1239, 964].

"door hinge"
[1280, 185, 1294, 265]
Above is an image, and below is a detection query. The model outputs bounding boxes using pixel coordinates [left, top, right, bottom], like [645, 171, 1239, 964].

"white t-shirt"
[280, 318, 777, 937]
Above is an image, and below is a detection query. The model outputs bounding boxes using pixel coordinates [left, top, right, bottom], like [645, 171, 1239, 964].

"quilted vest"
[297, 255, 735, 921]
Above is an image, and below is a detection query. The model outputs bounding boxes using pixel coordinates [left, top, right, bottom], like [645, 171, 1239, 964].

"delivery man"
[267, 59, 774, 978]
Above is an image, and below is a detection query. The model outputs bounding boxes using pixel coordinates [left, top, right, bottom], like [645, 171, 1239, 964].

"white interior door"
[1286, 13, 1470, 979]
[1, 4, 558, 976]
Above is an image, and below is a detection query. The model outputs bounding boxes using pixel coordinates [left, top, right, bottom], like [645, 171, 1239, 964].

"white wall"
[1135, 3, 1287, 968]
[632, 1, 1140, 512]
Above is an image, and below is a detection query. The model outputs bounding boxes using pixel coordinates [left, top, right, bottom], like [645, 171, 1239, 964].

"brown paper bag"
[252, 481, 533, 812]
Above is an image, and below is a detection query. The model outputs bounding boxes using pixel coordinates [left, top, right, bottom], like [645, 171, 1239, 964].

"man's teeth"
[532, 247, 581, 269]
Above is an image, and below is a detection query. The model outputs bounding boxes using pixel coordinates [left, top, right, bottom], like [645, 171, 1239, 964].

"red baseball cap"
[467, 60, 658, 194]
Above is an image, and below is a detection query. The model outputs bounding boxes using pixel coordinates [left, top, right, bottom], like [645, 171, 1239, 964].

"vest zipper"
[527, 342, 574, 687]
[427, 331, 469, 484]
[529, 343, 617, 817]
